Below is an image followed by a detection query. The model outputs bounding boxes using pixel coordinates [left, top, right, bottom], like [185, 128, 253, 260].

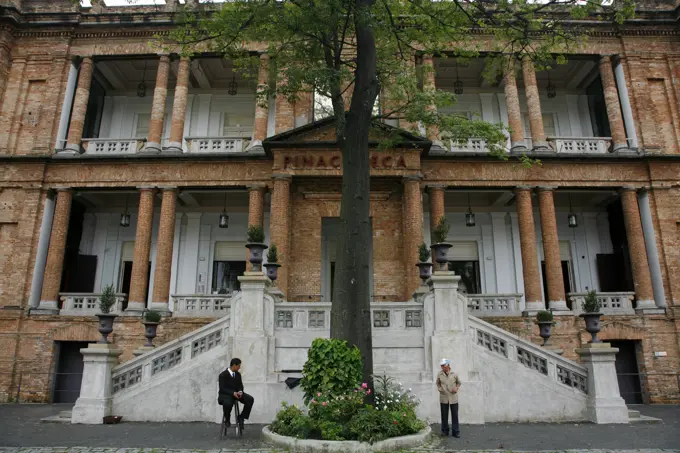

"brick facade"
[0, 1, 679, 406]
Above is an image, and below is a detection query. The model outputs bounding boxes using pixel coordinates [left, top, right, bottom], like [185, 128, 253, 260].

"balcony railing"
[448, 138, 488, 153]
[185, 136, 251, 154]
[467, 294, 522, 316]
[548, 137, 611, 154]
[172, 294, 233, 317]
[82, 138, 145, 155]
[59, 292, 127, 316]
[568, 292, 636, 315]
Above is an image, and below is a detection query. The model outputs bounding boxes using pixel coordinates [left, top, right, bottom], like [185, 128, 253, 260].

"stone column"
[35, 189, 72, 314]
[537, 187, 568, 311]
[29, 191, 55, 309]
[514, 187, 544, 313]
[126, 187, 156, 314]
[269, 175, 292, 297]
[503, 57, 527, 152]
[247, 184, 267, 270]
[166, 56, 190, 154]
[403, 175, 424, 299]
[428, 184, 445, 233]
[422, 54, 443, 148]
[600, 56, 628, 151]
[250, 53, 270, 150]
[64, 57, 94, 154]
[71, 344, 123, 424]
[620, 187, 656, 312]
[142, 55, 170, 154]
[150, 187, 177, 315]
[613, 58, 638, 149]
[521, 56, 549, 151]
[637, 190, 667, 308]
[576, 344, 629, 424]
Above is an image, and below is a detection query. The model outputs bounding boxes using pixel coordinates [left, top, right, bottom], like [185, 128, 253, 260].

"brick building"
[0, 0, 679, 408]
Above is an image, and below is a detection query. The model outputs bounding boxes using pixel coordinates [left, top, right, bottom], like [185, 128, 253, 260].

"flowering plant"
[372, 373, 420, 412]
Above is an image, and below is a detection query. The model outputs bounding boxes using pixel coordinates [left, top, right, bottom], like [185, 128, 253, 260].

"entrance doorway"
[52, 341, 92, 403]
[609, 340, 643, 404]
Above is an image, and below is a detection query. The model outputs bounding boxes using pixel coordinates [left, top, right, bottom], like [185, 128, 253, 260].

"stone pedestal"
[576, 343, 629, 424]
[71, 344, 123, 424]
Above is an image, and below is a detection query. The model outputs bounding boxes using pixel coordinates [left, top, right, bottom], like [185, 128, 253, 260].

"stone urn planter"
[431, 243, 453, 271]
[96, 313, 117, 344]
[416, 262, 432, 284]
[264, 262, 281, 281]
[143, 322, 159, 347]
[537, 321, 555, 346]
[246, 243, 268, 271]
[579, 313, 603, 343]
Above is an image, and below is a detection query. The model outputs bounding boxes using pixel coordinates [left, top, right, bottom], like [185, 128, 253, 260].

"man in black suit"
[218, 358, 254, 429]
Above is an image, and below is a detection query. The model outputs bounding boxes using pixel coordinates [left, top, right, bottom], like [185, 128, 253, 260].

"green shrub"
[536, 310, 554, 323]
[267, 243, 278, 263]
[373, 373, 419, 412]
[246, 224, 265, 243]
[269, 403, 313, 439]
[417, 243, 431, 262]
[144, 310, 162, 323]
[582, 290, 602, 313]
[431, 216, 449, 244]
[348, 406, 424, 443]
[300, 338, 362, 405]
[99, 284, 116, 314]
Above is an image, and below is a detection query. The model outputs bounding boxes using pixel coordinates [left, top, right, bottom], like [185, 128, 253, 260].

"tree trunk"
[330, 0, 378, 403]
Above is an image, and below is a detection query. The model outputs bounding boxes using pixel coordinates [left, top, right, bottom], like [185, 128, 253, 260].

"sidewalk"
[0, 404, 678, 451]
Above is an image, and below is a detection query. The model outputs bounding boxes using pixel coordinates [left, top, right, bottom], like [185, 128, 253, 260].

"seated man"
[218, 358, 255, 429]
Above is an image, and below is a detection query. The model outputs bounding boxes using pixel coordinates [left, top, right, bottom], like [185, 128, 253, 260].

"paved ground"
[0, 404, 679, 451]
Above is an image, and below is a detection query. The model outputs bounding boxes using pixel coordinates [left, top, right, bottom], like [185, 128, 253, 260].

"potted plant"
[431, 216, 453, 271]
[142, 310, 162, 347]
[96, 284, 118, 344]
[535, 310, 555, 346]
[264, 243, 281, 281]
[416, 242, 432, 284]
[245, 224, 268, 272]
[579, 290, 603, 343]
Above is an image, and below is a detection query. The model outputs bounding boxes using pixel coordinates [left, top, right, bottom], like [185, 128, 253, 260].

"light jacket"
[436, 369, 462, 404]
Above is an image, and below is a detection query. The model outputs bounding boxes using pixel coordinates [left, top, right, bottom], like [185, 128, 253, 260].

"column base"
[531, 141, 553, 152]
[163, 142, 184, 154]
[148, 302, 172, 316]
[58, 144, 83, 155]
[548, 300, 570, 312]
[430, 140, 446, 151]
[634, 299, 664, 314]
[139, 142, 162, 154]
[586, 399, 630, 424]
[612, 142, 630, 152]
[123, 301, 146, 316]
[522, 300, 545, 317]
[246, 140, 265, 153]
[510, 142, 528, 153]
[32, 300, 60, 315]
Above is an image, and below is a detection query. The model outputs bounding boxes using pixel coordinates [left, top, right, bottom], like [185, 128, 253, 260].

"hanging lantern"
[568, 194, 578, 228]
[546, 72, 556, 99]
[137, 60, 147, 98]
[454, 60, 463, 95]
[228, 74, 238, 96]
[120, 195, 131, 227]
[219, 193, 229, 229]
[465, 193, 476, 227]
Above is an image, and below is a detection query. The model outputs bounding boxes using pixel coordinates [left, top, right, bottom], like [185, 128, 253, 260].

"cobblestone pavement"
[1, 405, 679, 451]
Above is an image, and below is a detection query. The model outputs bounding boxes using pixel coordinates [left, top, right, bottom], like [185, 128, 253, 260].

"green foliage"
[372, 373, 420, 413]
[267, 243, 279, 263]
[431, 216, 449, 244]
[300, 338, 363, 405]
[99, 284, 116, 314]
[348, 406, 425, 444]
[417, 243, 431, 262]
[582, 290, 602, 313]
[246, 224, 265, 243]
[536, 310, 554, 323]
[144, 310, 162, 323]
[269, 403, 315, 439]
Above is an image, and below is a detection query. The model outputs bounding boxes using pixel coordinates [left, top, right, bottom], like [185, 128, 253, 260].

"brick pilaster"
[167, 57, 190, 153]
[275, 74, 295, 134]
[127, 187, 156, 313]
[36, 189, 72, 313]
[422, 54, 442, 148]
[428, 184, 446, 233]
[247, 184, 267, 270]
[599, 56, 628, 151]
[515, 187, 544, 312]
[251, 53, 269, 147]
[503, 57, 526, 151]
[403, 176, 424, 299]
[521, 56, 549, 150]
[65, 57, 93, 154]
[537, 187, 567, 311]
[0, 26, 14, 103]
[143, 55, 170, 154]
[270, 175, 292, 297]
[150, 187, 177, 314]
[620, 187, 656, 308]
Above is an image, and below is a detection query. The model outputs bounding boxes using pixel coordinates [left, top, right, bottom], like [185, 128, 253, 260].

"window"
[212, 242, 246, 293]
[523, 113, 557, 137]
[134, 113, 150, 138]
[447, 241, 481, 294]
[222, 112, 253, 137]
[541, 241, 575, 308]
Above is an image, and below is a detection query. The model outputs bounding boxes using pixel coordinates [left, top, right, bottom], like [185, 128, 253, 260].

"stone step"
[41, 411, 72, 423]
[628, 409, 640, 418]
[627, 407, 662, 424]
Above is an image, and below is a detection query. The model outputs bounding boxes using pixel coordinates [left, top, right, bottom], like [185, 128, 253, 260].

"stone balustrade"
[58, 292, 126, 316]
[549, 137, 611, 154]
[185, 136, 251, 154]
[466, 293, 522, 317]
[172, 294, 233, 318]
[568, 292, 636, 315]
[448, 138, 487, 153]
[82, 138, 144, 155]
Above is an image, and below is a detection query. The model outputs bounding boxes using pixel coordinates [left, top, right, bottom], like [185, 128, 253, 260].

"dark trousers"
[440, 403, 459, 435]
[222, 392, 254, 422]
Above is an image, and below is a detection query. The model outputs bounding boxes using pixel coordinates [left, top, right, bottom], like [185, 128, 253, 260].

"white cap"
[440, 358, 450, 366]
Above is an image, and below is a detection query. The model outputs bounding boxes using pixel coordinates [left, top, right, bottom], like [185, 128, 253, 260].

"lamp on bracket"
[120, 195, 131, 228]
[465, 192, 476, 227]
[568, 194, 578, 228]
[219, 193, 229, 229]
[137, 60, 147, 98]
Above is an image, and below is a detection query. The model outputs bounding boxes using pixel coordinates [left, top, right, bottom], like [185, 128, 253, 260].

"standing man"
[436, 358, 461, 438]
[218, 358, 255, 430]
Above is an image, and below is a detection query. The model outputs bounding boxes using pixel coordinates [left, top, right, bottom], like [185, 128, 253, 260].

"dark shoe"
[224, 421, 231, 428]
[441, 432, 449, 437]
[452, 433, 460, 438]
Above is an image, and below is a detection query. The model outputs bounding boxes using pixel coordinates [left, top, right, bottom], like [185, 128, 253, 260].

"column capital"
[426, 183, 447, 191]
[54, 186, 72, 192]
[402, 174, 423, 183]
[247, 183, 268, 191]
[157, 185, 178, 191]
[514, 185, 534, 193]
[259, 52, 270, 61]
[272, 174, 292, 182]
[599, 55, 614, 65]
[137, 186, 157, 191]
[619, 185, 639, 193]
[157, 53, 171, 59]
[536, 186, 557, 192]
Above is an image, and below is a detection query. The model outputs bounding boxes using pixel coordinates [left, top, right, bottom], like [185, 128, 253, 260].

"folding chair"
[220, 400, 242, 438]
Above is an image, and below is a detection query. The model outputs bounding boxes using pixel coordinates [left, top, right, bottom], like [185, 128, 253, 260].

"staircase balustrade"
[466, 293, 522, 316]
[172, 294, 233, 317]
[568, 292, 636, 315]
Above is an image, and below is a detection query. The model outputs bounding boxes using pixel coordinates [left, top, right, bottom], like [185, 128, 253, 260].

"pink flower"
[403, 413, 407, 417]
[361, 383, 368, 389]
[317, 392, 321, 397]
[311, 399, 316, 403]
[354, 389, 358, 392]
[367, 389, 372, 395]
[393, 421, 398, 424]
[322, 401, 328, 406]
